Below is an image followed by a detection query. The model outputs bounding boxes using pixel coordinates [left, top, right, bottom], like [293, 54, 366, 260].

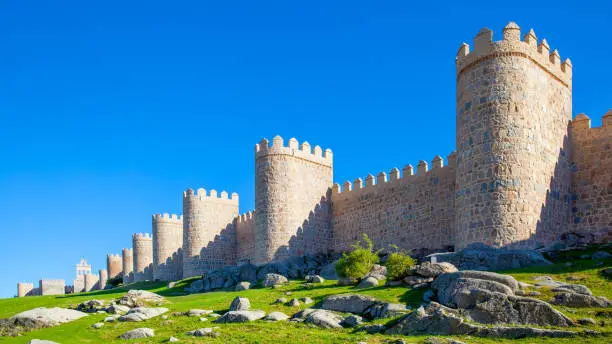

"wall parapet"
[571, 110, 612, 131]
[153, 213, 183, 222]
[332, 152, 456, 195]
[255, 135, 333, 167]
[456, 22, 572, 88]
[107, 253, 121, 260]
[236, 210, 255, 223]
[183, 188, 239, 204]
[132, 233, 152, 241]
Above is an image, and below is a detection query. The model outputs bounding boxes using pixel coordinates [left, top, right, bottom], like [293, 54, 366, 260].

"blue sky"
[0, 1, 610, 298]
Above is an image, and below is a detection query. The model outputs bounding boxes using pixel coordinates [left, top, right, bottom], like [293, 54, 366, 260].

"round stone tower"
[99, 269, 108, 290]
[254, 136, 333, 264]
[152, 213, 183, 281]
[182, 188, 239, 278]
[455, 22, 573, 249]
[106, 254, 123, 279]
[122, 248, 133, 284]
[132, 233, 153, 282]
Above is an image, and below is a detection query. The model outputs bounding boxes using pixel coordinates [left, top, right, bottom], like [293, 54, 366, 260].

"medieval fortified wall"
[17, 22, 612, 296]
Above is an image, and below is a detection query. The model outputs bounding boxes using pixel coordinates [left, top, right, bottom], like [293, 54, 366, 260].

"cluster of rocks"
[426, 243, 552, 271]
[531, 275, 612, 308]
[2, 307, 89, 337]
[186, 255, 335, 293]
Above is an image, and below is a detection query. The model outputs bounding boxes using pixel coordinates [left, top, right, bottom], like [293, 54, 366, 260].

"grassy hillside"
[0, 256, 610, 344]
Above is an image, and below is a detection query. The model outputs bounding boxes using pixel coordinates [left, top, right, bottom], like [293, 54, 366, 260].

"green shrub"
[385, 249, 416, 281]
[336, 234, 380, 280]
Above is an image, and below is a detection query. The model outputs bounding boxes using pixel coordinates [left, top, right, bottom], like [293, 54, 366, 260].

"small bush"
[385, 249, 416, 281]
[336, 234, 380, 280]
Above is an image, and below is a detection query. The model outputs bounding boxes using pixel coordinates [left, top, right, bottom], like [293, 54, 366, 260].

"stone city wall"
[84, 273, 99, 292]
[132, 233, 153, 282]
[254, 136, 333, 264]
[99, 269, 108, 290]
[73, 276, 85, 293]
[236, 211, 256, 264]
[332, 154, 456, 254]
[17, 282, 36, 297]
[122, 248, 134, 284]
[39, 279, 65, 295]
[454, 23, 572, 250]
[570, 111, 612, 243]
[182, 188, 239, 278]
[107, 253, 123, 279]
[152, 213, 183, 281]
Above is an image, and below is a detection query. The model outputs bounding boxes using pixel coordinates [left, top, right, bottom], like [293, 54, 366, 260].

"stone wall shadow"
[272, 191, 332, 261]
[505, 127, 586, 249]
[195, 223, 237, 274]
[155, 248, 183, 281]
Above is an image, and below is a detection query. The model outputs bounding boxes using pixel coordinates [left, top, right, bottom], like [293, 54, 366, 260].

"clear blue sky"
[0, 1, 610, 298]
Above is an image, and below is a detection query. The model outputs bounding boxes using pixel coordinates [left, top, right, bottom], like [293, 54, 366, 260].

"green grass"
[0, 255, 610, 344]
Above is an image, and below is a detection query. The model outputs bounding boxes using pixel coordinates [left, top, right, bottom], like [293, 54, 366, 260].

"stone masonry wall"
[84, 273, 99, 292]
[122, 248, 133, 284]
[182, 189, 239, 278]
[74, 276, 84, 293]
[454, 23, 573, 249]
[152, 213, 183, 281]
[40, 279, 65, 295]
[569, 112, 612, 243]
[107, 254, 123, 279]
[254, 136, 333, 264]
[17, 282, 35, 297]
[132, 233, 153, 282]
[99, 269, 108, 290]
[235, 211, 256, 264]
[331, 155, 456, 254]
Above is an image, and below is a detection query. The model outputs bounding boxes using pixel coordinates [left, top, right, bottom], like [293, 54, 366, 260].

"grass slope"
[0, 256, 610, 344]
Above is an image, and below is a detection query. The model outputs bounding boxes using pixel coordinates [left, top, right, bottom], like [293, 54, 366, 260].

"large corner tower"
[254, 136, 333, 264]
[454, 22, 573, 249]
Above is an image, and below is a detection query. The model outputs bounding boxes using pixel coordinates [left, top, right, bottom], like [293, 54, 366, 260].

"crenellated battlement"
[456, 22, 572, 88]
[107, 253, 121, 260]
[236, 210, 255, 223]
[332, 152, 456, 195]
[255, 135, 333, 167]
[571, 110, 612, 131]
[183, 188, 239, 204]
[152, 213, 183, 222]
[122, 248, 133, 255]
[132, 233, 152, 241]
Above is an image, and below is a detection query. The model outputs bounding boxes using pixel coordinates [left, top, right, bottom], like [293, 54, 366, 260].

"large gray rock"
[551, 284, 592, 295]
[356, 276, 379, 289]
[404, 275, 434, 287]
[432, 271, 518, 308]
[320, 294, 377, 314]
[552, 293, 612, 308]
[230, 297, 250, 311]
[320, 294, 406, 319]
[365, 264, 387, 281]
[28, 340, 60, 344]
[106, 304, 130, 314]
[457, 289, 573, 326]
[10, 307, 88, 327]
[362, 302, 408, 319]
[187, 327, 217, 337]
[119, 327, 155, 339]
[215, 310, 266, 323]
[264, 311, 289, 321]
[319, 261, 338, 280]
[118, 307, 168, 322]
[426, 244, 551, 271]
[292, 309, 344, 328]
[340, 315, 364, 328]
[305, 275, 325, 283]
[415, 262, 458, 278]
[76, 300, 105, 313]
[118, 290, 166, 307]
[262, 273, 288, 287]
[385, 302, 577, 338]
[592, 251, 612, 260]
[235, 281, 251, 291]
